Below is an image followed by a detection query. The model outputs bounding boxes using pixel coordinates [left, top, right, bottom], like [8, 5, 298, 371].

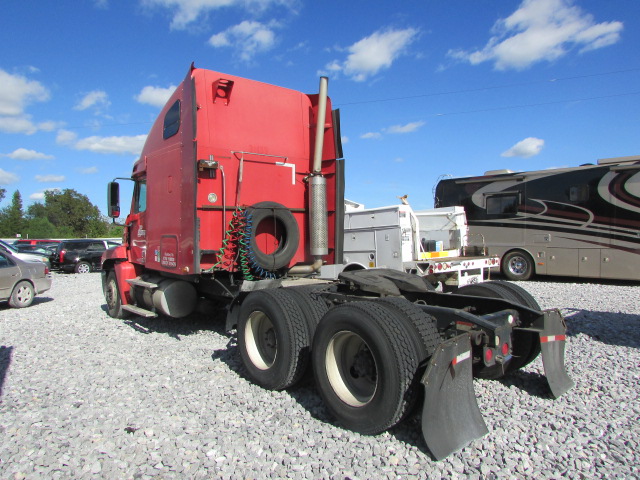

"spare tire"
[246, 201, 299, 271]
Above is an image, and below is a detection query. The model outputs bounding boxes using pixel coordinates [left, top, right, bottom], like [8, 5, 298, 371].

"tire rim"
[508, 256, 528, 276]
[16, 285, 33, 305]
[106, 279, 117, 309]
[77, 263, 90, 273]
[245, 311, 277, 370]
[325, 331, 377, 407]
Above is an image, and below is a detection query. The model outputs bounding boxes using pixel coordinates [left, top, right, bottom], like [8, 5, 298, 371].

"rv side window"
[486, 194, 518, 215]
[569, 185, 589, 202]
[163, 100, 181, 139]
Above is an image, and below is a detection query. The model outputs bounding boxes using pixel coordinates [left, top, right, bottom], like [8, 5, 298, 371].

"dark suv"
[52, 239, 120, 273]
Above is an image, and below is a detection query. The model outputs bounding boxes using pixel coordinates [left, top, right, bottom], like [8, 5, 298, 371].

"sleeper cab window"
[163, 100, 181, 139]
[486, 194, 518, 216]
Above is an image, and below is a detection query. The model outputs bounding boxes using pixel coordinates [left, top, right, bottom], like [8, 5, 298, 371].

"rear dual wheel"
[237, 288, 312, 390]
[312, 299, 440, 435]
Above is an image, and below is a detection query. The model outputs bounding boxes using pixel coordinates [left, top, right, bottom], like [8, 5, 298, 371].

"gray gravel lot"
[1, 273, 639, 479]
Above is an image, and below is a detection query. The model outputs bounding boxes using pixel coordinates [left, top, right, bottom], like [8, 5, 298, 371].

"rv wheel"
[501, 250, 534, 281]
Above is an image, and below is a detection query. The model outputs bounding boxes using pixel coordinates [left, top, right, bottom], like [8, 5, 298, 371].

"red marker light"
[484, 349, 493, 364]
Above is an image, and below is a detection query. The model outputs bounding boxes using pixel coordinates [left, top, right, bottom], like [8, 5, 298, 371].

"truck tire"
[501, 250, 534, 281]
[237, 289, 310, 390]
[9, 281, 35, 308]
[246, 201, 299, 271]
[105, 271, 129, 319]
[453, 282, 521, 380]
[312, 301, 419, 435]
[376, 298, 442, 419]
[286, 285, 329, 339]
[485, 280, 542, 372]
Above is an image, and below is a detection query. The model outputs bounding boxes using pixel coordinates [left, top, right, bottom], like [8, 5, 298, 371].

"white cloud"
[0, 69, 49, 117]
[79, 166, 99, 174]
[208, 21, 278, 61]
[74, 90, 110, 111]
[448, 0, 623, 71]
[56, 129, 78, 145]
[135, 85, 177, 107]
[323, 27, 419, 81]
[0, 70, 61, 135]
[361, 121, 425, 140]
[30, 188, 61, 201]
[144, 0, 297, 30]
[1, 148, 54, 161]
[385, 121, 425, 134]
[56, 129, 147, 155]
[35, 174, 65, 183]
[0, 168, 19, 184]
[501, 137, 545, 158]
[361, 132, 382, 140]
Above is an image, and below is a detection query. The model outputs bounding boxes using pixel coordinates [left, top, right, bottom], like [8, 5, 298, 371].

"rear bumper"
[34, 275, 52, 294]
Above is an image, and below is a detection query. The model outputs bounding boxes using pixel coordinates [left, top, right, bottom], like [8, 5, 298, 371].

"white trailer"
[321, 203, 500, 290]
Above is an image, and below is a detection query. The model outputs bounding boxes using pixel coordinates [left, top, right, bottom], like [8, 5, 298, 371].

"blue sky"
[1, 0, 638, 214]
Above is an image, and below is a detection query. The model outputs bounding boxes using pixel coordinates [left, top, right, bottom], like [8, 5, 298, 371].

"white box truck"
[321, 203, 500, 290]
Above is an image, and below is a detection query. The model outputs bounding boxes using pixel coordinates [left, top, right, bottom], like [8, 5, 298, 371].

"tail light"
[44, 266, 50, 275]
[484, 348, 493, 364]
[501, 342, 510, 356]
[59, 249, 66, 263]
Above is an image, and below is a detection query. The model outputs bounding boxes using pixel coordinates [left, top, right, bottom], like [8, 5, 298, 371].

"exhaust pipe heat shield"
[421, 333, 488, 461]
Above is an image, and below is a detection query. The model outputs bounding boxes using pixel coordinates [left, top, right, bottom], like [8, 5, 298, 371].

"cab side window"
[134, 181, 147, 213]
[163, 100, 181, 139]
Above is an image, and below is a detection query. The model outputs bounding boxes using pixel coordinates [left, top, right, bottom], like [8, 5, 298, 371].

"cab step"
[122, 304, 158, 318]
[126, 278, 158, 289]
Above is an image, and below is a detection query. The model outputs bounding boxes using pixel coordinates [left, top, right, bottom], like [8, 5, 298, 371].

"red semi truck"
[102, 64, 573, 460]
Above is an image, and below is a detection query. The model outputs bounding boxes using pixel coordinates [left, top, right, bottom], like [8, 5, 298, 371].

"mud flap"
[539, 309, 574, 399]
[421, 333, 488, 461]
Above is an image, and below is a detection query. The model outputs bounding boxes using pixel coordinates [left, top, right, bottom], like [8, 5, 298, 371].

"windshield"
[0, 240, 18, 252]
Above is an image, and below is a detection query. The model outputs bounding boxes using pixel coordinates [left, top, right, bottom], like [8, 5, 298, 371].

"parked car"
[14, 244, 53, 255]
[13, 239, 60, 246]
[0, 251, 52, 308]
[0, 239, 51, 268]
[52, 239, 120, 273]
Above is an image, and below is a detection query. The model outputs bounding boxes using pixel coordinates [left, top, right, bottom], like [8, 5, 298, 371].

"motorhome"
[434, 155, 640, 281]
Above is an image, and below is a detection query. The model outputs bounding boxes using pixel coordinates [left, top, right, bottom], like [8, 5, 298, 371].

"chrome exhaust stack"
[289, 77, 329, 275]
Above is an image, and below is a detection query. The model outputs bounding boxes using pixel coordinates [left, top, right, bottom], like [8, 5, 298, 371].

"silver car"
[0, 239, 51, 268]
[0, 251, 52, 308]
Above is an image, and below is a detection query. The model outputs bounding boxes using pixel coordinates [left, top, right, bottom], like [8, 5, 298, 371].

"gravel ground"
[0, 272, 639, 479]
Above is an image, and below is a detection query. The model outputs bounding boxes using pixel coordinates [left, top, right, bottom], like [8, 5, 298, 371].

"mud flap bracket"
[421, 333, 488, 460]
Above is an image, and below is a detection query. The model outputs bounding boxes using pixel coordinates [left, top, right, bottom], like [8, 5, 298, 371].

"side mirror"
[107, 182, 120, 218]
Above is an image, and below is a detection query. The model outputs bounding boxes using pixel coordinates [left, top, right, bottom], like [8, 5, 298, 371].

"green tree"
[0, 190, 25, 237]
[23, 217, 58, 238]
[0, 188, 5, 203]
[40, 189, 104, 237]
